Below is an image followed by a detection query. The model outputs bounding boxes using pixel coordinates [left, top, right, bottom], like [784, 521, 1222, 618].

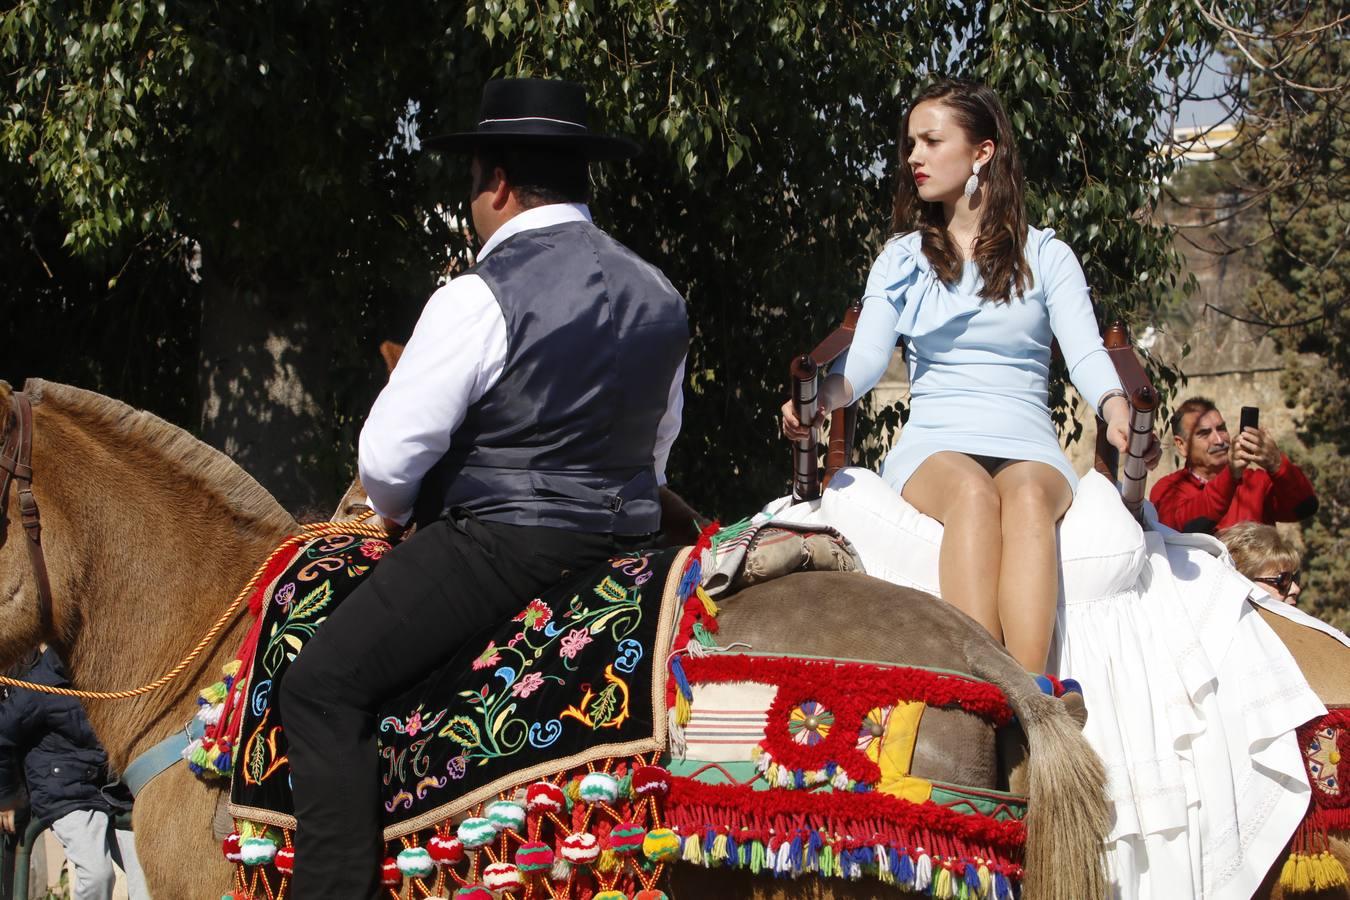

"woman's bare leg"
[991, 461, 1073, 671]
[902, 452, 1004, 642]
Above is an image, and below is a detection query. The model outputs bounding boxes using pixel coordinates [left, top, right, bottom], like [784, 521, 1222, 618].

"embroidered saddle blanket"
[227, 532, 689, 839]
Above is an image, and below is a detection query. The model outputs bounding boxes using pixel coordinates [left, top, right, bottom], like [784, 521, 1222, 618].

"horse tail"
[969, 645, 1110, 900]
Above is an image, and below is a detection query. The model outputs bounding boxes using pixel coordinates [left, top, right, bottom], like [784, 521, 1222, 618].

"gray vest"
[414, 220, 688, 534]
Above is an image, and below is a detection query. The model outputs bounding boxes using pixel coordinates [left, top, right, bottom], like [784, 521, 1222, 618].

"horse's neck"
[35, 403, 295, 770]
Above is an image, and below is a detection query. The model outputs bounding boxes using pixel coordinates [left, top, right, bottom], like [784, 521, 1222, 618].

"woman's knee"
[947, 477, 1001, 520]
[997, 474, 1070, 521]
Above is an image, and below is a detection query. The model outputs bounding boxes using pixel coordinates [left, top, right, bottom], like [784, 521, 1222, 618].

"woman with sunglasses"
[1221, 521, 1302, 606]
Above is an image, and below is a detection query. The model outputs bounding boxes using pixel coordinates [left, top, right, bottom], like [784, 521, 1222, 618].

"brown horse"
[0, 378, 1112, 899]
[7, 378, 1345, 898]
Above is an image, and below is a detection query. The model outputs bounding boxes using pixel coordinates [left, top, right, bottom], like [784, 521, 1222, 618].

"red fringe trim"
[680, 654, 1012, 786]
[667, 775, 1025, 851]
[665, 522, 720, 712]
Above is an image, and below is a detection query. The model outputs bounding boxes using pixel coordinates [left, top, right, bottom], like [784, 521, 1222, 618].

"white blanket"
[761, 467, 1342, 900]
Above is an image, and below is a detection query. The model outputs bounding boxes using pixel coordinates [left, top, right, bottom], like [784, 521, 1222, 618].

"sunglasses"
[1253, 571, 1299, 595]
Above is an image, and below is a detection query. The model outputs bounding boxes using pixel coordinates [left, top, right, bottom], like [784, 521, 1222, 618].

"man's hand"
[0, 808, 16, 834]
[1234, 427, 1282, 473]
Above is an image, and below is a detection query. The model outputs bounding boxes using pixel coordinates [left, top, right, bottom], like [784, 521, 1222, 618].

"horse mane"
[23, 379, 296, 535]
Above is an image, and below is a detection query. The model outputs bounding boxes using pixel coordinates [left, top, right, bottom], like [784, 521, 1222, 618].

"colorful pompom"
[274, 846, 295, 877]
[633, 892, 670, 900]
[427, 834, 464, 867]
[222, 833, 242, 863]
[593, 892, 628, 900]
[632, 765, 671, 797]
[608, 821, 646, 855]
[561, 832, 601, 864]
[396, 846, 435, 878]
[526, 781, 566, 813]
[515, 840, 555, 872]
[578, 772, 620, 804]
[454, 887, 494, 900]
[485, 800, 528, 832]
[482, 862, 523, 892]
[381, 857, 402, 887]
[239, 835, 277, 866]
[642, 828, 681, 863]
[456, 817, 496, 849]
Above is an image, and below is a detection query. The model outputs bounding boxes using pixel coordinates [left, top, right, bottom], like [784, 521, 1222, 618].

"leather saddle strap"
[0, 393, 54, 639]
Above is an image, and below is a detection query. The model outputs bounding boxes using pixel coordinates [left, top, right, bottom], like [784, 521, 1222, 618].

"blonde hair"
[1219, 522, 1301, 579]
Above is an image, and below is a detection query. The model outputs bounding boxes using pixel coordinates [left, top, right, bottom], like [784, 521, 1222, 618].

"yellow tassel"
[935, 867, 952, 898]
[1281, 852, 1312, 892]
[223, 659, 242, 678]
[710, 833, 729, 863]
[682, 833, 703, 865]
[1312, 851, 1350, 889]
[696, 586, 719, 617]
[675, 691, 691, 726]
[198, 681, 227, 704]
[978, 863, 992, 898]
[565, 778, 582, 803]
[597, 848, 619, 872]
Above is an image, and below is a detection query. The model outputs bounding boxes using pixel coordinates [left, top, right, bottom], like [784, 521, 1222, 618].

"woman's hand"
[781, 375, 852, 442]
[1103, 394, 1161, 470]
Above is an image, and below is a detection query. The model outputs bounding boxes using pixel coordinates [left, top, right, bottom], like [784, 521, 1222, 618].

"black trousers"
[279, 513, 639, 899]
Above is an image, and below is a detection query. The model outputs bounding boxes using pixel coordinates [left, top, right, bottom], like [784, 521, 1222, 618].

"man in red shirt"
[1149, 396, 1318, 533]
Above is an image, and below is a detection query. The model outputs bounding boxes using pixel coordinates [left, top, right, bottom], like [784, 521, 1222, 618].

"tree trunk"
[198, 278, 340, 516]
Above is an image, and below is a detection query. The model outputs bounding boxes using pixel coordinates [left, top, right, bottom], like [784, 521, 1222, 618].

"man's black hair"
[472, 144, 591, 207]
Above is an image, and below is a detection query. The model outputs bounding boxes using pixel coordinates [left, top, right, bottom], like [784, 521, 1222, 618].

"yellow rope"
[0, 517, 391, 700]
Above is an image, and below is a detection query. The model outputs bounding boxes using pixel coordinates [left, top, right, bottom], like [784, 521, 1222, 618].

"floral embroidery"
[512, 672, 545, 699]
[560, 628, 592, 660]
[272, 582, 295, 608]
[359, 539, 392, 560]
[788, 701, 833, 746]
[513, 599, 552, 630]
[472, 642, 501, 671]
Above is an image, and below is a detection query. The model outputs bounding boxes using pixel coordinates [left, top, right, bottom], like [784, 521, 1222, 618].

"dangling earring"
[964, 161, 982, 199]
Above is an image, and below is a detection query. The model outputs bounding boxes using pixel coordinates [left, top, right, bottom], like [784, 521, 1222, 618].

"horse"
[0, 379, 1112, 899]
[6, 378, 1345, 898]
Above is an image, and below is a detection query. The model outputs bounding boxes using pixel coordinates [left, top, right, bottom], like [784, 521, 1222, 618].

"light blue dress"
[840, 227, 1122, 492]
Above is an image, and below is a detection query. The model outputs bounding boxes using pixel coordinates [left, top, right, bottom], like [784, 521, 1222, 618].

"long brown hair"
[891, 80, 1029, 304]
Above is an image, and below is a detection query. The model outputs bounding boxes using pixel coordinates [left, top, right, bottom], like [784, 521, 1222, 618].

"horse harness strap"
[0, 391, 55, 640]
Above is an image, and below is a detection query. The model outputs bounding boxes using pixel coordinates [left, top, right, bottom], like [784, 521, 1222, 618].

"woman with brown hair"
[1221, 521, 1303, 605]
[782, 79, 1158, 672]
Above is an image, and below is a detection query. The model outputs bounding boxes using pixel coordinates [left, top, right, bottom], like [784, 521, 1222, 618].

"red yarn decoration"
[680, 653, 1013, 787]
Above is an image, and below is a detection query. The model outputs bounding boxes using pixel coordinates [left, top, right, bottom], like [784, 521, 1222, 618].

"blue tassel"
[677, 559, 702, 598]
[825, 761, 837, 776]
[965, 862, 981, 890]
[854, 781, 871, 792]
[889, 847, 905, 880]
[703, 827, 717, 855]
[789, 834, 804, 872]
[794, 769, 806, 788]
[995, 871, 1012, 900]
[726, 834, 739, 865]
[670, 656, 692, 701]
[897, 850, 915, 885]
[806, 830, 823, 869]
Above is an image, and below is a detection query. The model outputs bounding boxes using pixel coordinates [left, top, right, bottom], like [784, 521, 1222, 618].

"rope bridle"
[0, 389, 387, 700]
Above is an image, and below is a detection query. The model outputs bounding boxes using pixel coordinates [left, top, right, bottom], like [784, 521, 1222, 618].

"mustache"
[1208, 442, 1231, 453]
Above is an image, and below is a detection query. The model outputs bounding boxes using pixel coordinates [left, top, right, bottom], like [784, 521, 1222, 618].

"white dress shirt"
[358, 203, 686, 524]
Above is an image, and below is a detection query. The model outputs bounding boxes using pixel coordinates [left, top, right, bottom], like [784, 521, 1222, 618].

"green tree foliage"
[1220, 0, 1348, 628]
[2, 0, 1221, 518]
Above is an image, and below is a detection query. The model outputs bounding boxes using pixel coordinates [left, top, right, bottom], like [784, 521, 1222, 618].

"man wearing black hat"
[279, 78, 689, 897]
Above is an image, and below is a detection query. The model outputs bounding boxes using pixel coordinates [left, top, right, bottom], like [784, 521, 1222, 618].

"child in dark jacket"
[0, 647, 147, 900]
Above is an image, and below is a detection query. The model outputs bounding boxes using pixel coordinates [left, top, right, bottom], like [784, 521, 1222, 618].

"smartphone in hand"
[1239, 406, 1260, 433]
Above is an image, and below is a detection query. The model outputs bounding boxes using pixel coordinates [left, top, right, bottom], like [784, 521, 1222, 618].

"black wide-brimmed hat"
[423, 78, 640, 161]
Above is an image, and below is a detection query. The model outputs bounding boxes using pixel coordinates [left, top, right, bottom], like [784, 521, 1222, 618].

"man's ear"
[490, 166, 512, 211]
[1173, 432, 1188, 460]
